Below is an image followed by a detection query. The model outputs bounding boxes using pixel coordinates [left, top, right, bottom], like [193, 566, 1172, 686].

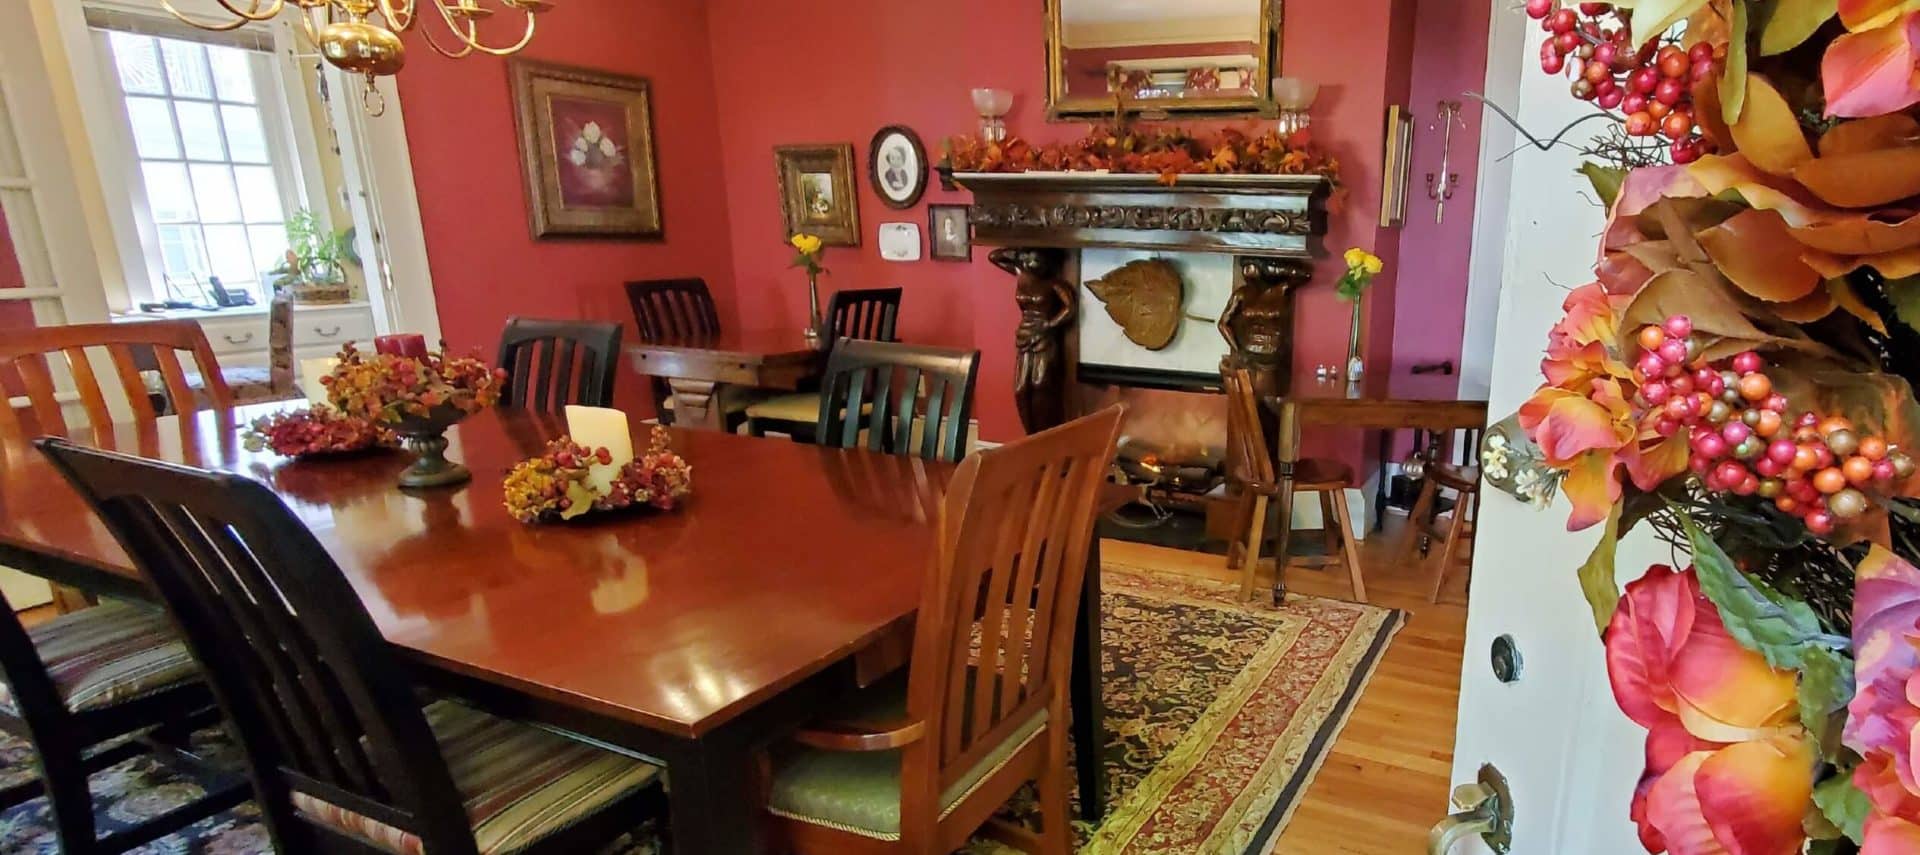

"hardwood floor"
[1101, 513, 1468, 855]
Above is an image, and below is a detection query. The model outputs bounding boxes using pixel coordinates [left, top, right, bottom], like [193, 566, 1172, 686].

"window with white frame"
[99, 28, 298, 305]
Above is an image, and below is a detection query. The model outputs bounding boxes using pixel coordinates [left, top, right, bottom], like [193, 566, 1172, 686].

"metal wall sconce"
[1425, 100, 1466, 224]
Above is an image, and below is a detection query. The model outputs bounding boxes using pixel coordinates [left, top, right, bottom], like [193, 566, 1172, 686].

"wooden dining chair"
[0, 320, 231, 439]
[1403, 459, 1483, 603]
[815, 339, 979, 463]
[744, 286, 904, 441]
[1221, 366, 1367, 602]
[625, 277, 760, 428]
[0, 595, 245, 854]
[495, 316, 624, 411]
[764, 405, 1125, 855]
[37, 438, 668, 855]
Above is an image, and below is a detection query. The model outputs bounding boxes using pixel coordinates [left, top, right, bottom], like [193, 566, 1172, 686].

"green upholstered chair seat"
[742, 391, 823, 423]
[0, 601, 199, 716]
[767, 673, 1047, 842]
[289, 699, 662, 855]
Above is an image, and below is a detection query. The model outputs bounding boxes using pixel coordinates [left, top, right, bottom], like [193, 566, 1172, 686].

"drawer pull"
[313, 325, 343, 337]
[222, 332, 255, 345]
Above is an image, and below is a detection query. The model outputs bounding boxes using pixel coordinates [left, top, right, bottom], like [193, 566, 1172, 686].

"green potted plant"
[272, 208, 360, 304]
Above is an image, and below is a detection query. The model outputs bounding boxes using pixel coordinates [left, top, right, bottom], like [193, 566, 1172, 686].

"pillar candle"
[374, 334, 428, 358]
[300, 357, 340, 408]
[565, 404, 635, 496]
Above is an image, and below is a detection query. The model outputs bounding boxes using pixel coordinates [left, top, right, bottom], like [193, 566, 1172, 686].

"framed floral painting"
[509, 59, 662, 239]
[774, 144, 859, 247]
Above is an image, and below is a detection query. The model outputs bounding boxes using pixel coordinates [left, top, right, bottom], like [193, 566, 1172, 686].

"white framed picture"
[878, 222, 922, 261]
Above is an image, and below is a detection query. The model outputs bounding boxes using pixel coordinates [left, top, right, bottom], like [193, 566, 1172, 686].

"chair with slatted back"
[0, 320, 232, 439]
[495, 317, 623, 411]
[1402, 453, 1483, 604]
[744, 287, 904, 441]
[0, 591, 245, 854]
[1221, 366, 1368, 602]
[37, 438, 668, 855]
[814, 339, 978, 463]
[624, 277, 761, 428]
[765, 405, 1124, 855]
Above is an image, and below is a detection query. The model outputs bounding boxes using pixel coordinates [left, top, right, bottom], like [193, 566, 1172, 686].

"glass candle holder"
[971, 87, 1013, 142]
[1272, 77, 1320, 135]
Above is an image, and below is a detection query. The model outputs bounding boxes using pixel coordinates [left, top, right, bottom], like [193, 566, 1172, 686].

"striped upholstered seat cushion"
[290, 700, 661, 855]
[0, 601, 199, 716]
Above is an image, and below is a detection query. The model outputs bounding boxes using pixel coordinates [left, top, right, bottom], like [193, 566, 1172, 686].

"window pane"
[207, 46, 255, 104]
[123, 97, 179, 159]
[174, 101, 225, 161]
[233, 165, 282, 222]
[188, 163, 240, 222]
[220, 105, 267, 163]
[109, 33, 163, 95]
[247, 223, 287, 277]
[203, 224, 258, 286]
[155, 224, 209, 282]
[160, 40, 212, 100]
[141, 162, 197, 222]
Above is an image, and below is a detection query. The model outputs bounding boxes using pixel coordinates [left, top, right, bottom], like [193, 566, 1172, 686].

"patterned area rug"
[0, 563, 1399, 855]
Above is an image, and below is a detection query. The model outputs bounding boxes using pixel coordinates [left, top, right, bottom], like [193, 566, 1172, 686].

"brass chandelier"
[159, 0, 551, 113]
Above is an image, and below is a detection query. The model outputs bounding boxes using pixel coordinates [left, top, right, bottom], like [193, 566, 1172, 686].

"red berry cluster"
[242, 408, 395, 458]
[1633, 315, 1917, 535]
[1524, 1, 1718, 163]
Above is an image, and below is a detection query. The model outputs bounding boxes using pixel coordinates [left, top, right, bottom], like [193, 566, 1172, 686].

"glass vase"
[803, 272, 825, 349]
[1345, 299, 1365, 381]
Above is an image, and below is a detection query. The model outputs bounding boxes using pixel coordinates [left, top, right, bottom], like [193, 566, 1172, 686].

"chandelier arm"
[159, 0, 285, 31]
[438, 7, 535, 57]
[416, 14, 477, 59]
[379, 0, 414, 33]
[291, 2, 326, 51]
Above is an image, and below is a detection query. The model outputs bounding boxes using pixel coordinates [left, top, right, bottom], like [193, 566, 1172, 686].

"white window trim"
[86, 12, 317, 309]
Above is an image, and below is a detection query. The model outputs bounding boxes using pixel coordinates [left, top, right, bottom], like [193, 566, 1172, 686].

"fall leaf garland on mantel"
[945, 123, 1346, 209]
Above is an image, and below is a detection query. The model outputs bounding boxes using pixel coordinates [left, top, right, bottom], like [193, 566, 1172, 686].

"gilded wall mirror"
[1046, 0, 1279, 119]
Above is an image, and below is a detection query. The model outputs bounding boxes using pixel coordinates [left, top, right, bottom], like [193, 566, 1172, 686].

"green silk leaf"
[1578, 502, 1623, 636]
[1681, 512, 1826, 669]
[1812, 773, 1871, 843]
[1579, 162, 1628, 211]
[1798, 645, 1856, 762]
[1756, 0, 1838, 55]
[1720, 0, 1750, 123]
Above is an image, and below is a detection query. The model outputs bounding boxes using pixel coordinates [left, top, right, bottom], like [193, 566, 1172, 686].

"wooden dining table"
[0, 404, 1128, 852]
[627, 328, 823, 430]
[1264, 368, 1490, 602]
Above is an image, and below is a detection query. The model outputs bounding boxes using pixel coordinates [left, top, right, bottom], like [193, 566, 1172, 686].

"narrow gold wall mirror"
[1046, 0, 1280, 119]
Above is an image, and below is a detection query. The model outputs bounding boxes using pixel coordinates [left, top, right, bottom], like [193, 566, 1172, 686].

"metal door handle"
[313, 325, 342, 337]
[1429, 765, 1513, 854]
[222, 332, 255, 345]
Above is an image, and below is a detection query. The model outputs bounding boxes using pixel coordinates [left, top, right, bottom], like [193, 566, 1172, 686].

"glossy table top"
[1282, 366, 1474, 403]
[0, 405, 954, 737]
[625, 327, 821, 361]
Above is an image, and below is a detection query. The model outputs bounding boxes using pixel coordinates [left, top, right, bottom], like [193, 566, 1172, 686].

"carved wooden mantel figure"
[990, 247, 1075, 433]
[1218, 257, 1312, 399]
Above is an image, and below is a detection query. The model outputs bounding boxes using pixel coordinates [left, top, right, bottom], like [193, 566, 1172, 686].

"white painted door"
[1435, 4, 1670, 853]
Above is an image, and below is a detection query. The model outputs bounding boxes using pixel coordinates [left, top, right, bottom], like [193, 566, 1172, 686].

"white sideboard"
[115, 301, 379, 365]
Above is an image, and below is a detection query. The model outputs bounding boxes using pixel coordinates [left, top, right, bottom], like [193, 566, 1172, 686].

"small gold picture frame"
[1380, 104, 1414, 228]
[775, 143, 860, 247]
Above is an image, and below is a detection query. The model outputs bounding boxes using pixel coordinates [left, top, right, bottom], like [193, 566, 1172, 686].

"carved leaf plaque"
[1086, 259, 1184, 351]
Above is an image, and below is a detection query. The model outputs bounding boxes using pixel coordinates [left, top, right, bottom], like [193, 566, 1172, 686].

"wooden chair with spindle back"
[626, 277, 753, 427]
[36, 438, 668, 855]
[764, 405, 1126, 855]
[815, 339, 979, 463]
[0, 320, 231, 439]
[744, 286, 904, 441]
[495, 316, 624, 411]
[1221, 366, 1368, 602]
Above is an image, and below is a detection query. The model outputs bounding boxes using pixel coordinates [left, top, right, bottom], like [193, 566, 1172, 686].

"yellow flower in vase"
[789, 233, 829, 346]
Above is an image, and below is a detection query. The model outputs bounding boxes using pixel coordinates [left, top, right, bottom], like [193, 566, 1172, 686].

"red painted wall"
[704, 0, 1419, 449]
[395, 0, 736, 415]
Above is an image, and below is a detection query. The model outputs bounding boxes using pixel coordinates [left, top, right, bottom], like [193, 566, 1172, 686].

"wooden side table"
[626, 329, 822, 430]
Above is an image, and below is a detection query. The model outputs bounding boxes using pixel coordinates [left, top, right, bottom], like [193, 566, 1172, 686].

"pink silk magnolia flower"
[1846, 546, 1920, 850]
[1606, 565, 1813, 855]
[1825, 2, 1920, 117]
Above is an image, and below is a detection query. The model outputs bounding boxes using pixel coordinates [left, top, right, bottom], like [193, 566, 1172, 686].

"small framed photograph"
[775, 143, 860, 246]
[508, 59, 662, 239]
[868, 126, 927, 209]
[927, 204, 971, 261]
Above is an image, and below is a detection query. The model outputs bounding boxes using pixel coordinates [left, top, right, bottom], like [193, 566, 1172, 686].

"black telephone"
[206, 276, 257, 308]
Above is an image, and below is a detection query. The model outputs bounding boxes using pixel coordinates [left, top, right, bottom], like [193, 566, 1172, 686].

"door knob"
[1428, 764, 1513, 854]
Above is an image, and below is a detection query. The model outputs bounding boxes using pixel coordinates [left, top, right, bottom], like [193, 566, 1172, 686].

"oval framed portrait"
[868, 125, 927, 210]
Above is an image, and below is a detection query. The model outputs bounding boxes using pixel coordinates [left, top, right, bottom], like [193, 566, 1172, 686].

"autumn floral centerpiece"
[1507, 1, 1920, 851]
[241, 407, 395, 458]
[502, 428, 692, 524]
[323, 340, 506, 488]
[946, 120, 1344, 201]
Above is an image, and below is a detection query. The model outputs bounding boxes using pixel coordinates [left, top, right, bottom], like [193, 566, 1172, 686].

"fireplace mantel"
[954, 172, 1330, 258]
